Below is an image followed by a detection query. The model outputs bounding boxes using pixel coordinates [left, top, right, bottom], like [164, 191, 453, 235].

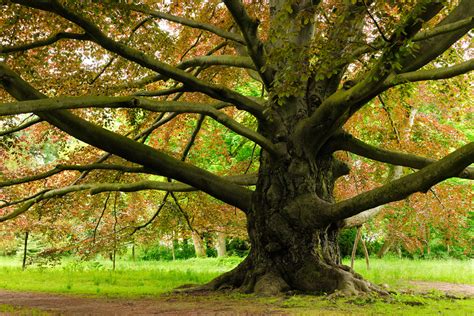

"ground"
[1, 282, 473, 315]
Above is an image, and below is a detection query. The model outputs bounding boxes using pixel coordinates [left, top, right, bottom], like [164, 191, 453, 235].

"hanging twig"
[378, 95, 401, 143]
[362, 0, 391, 43]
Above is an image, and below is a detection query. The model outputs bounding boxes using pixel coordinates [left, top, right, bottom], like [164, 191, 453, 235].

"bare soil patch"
[406, 281, 474, 297]
[0, 290, 286, 315]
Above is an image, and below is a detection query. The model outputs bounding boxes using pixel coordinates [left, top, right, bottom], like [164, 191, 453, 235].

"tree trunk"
[216, 232, 227, 258]
[22, 231, 29, 270]
[203, 133, 382, 295]
[192, 231, 206, 258]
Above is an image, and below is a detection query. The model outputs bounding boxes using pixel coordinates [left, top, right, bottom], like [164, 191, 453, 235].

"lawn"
[0, 256, 473, 315]
[0, 256, 472, 297]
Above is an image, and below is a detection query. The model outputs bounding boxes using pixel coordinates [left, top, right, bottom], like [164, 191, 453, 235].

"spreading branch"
[329, 142, 474, 222]
[332, 133, 474, 180]
[0, 174, 257, 223]
[0, 63, 253, 213]
[0, 96, 279, 156]
[12, 0, 265, 119]
[384, 59, 474, 87]
[223, 0, 274, 88]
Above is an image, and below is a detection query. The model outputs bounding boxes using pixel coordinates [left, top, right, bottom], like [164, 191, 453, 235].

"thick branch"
[329, 142, 474, 222]
[11, 0, 264, 119]
[0, 63, 253, 213]
[298, 0, 444, 153]
[223, 0, 274, 88]
[384, 59, 474, 87]
[0, 32, 90, 54]
[334, 133, 474, 180]
[342, 207, 383, 228]
[400, 0, 474, 73]
[0, 96, 279, 155]
[0, 173, 257, 222]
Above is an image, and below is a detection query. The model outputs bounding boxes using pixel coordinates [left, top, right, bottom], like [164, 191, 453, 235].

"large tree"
[0, 0, 473, 295]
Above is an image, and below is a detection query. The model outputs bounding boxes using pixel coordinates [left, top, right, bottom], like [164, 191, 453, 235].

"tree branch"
[178, 55, 256, 71]
[0, 32, 90, 54]
[0, 163, 156, 188]
[223, 0, 274, 88]
[12, 0, 265, 119]
[384, 59, 474, 87]
[333, 133, 474, 180]
[0, 117, 42, 136]
[400, 0, 474, 73]
[329, 142, 474, 222]
[298, 0, 444, 154]
[0, 173, 257, 223]
[0, 62, 253, 213]
[0, 96, 279, 156]
[125, 4, 245, 44]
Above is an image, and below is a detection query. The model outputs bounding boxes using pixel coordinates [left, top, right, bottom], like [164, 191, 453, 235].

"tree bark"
[192, 231, 206, 258]
[216, 232, 227, 258]
[22, 231, 29, 270]
[202, 118, 383, 295]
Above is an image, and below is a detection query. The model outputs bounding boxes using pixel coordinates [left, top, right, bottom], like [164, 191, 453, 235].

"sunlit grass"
[0, 256, 472, 298]
[343, 256, 474, 286]
[0, 256, 240, 297]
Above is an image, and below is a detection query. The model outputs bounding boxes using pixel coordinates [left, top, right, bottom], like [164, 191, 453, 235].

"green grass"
[0, 256, 241, 297]
[0, 256, 473, 315]
[342, 256, 474, 286]
[0, 304, 49, 315]
[0, 256, 472, 298]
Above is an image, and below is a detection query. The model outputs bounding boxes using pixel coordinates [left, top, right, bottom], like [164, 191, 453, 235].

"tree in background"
[0, 0, 473, 295]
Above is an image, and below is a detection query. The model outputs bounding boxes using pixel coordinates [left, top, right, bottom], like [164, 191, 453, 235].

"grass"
[0, 256, 472, 298]
[0, 256, 472, 315]
[0, 304, 50, 315]
[342, 256, 474, 286]
[0, 256, 241, 297]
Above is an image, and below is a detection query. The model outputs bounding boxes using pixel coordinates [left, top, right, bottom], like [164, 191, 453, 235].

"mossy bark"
[204, 139, 381, 295]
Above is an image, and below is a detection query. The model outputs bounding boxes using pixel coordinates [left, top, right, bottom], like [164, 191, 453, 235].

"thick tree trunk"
[203, 135, 382, 295]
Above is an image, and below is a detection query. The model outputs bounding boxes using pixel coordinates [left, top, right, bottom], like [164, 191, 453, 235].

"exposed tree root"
[174, 256, 388, 297]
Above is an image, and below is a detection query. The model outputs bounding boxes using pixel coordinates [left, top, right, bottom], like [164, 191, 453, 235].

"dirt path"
[1, 282, 473, 315]
[0, 290, 286, 315]
[406, 281, 474, 297]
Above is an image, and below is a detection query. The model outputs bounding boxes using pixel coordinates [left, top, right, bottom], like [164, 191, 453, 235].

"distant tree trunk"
[170, 239, 176, 261]
[192, 231, 206, 258]
[216, 232, 227, 257]
[351, 227, 362, 269]
[22, 231, 29, 270]
[131, 243, 135, 261]
[112, 248, 116, 271]
[377, 239, 393, 258]
[361, 235, 370, 270]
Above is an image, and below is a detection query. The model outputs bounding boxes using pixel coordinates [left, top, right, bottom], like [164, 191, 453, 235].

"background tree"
[0, 0, 473, 295]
